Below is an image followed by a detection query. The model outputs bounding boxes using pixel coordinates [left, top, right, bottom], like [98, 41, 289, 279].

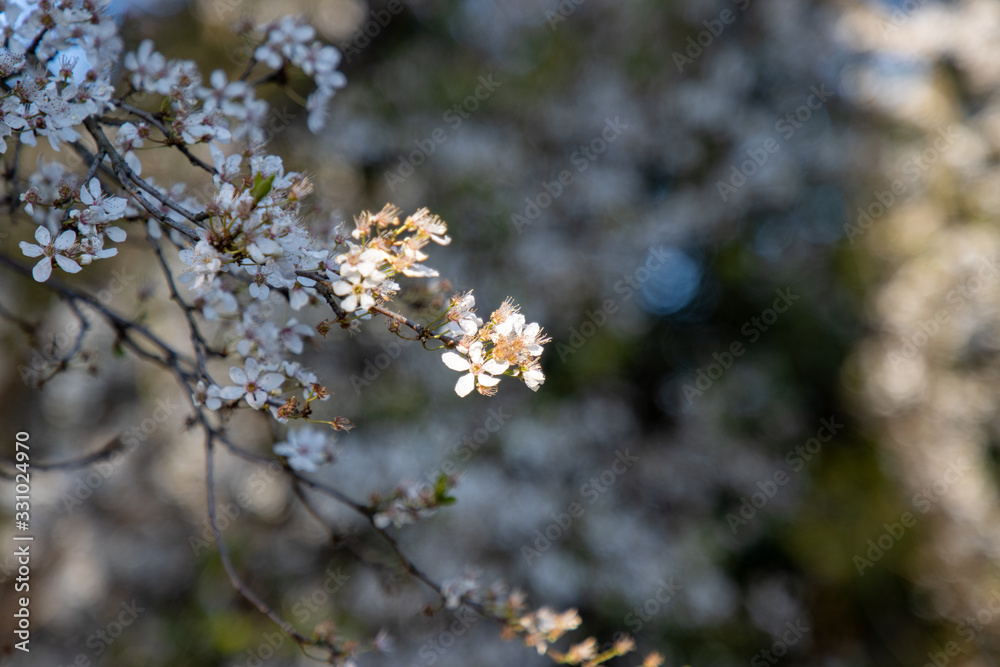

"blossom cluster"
[323, 203, 453, 313]
[272, 426, 337, 473]
[433, 572, 655, 667]
[441, 294, 550, 396]
[19, 178, 128, 281]
[0, 2, 120, 155]
[252, 16, 346, 133]
[10, 5, 344, 282]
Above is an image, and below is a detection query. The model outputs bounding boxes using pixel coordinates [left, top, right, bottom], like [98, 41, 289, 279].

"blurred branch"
[0, 436, 124, 479]
[147, 228, 222, 379]
[0, 251, 199, 378]
[0, 298, 37, 337]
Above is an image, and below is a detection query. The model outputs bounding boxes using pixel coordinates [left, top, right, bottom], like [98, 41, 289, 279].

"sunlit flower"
[442, 342, 509, 397]
[333, 272, 382, 312]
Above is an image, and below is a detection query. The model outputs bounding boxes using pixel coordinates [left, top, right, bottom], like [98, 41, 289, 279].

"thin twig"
[147, 229, 219, 378]
[115, 101, 218, 175]
[203, 433, 316, 648]
[81, 147, 107, 186]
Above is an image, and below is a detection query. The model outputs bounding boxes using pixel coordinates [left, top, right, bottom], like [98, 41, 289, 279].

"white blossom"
[179, 239, 224, 290]
[273, 427, 336, 472]
[19, 227, 80, 282]
[441, 342, 509, 397]
[218, 358, 284, 410]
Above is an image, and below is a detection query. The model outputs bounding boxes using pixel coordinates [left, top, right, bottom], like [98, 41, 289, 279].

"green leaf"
[434, 472, 456, 505]
[250, 173, 275, 204]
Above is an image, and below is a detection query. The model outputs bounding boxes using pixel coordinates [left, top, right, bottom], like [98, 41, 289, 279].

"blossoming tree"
[0, 2, 660, 665]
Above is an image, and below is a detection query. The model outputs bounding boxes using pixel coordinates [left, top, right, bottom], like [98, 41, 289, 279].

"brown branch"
[370, 304, 460, 347]
[81, 117, 205, 240]
[294, 270, 348, 321]
[0, 252, 198, 376]
[0, 299, 37, 337]
[147, 229, 222, 378]
[3, 134, 24, 215]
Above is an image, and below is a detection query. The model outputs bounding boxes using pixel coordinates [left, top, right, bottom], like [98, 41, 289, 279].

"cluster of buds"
[441, 293, 549, 397]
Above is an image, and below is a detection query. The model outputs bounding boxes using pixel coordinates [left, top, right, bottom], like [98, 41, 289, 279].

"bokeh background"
[4, 0, 1000, 665]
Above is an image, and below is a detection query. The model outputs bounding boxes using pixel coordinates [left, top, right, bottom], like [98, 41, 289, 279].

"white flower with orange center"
[441, 342, 509, 397]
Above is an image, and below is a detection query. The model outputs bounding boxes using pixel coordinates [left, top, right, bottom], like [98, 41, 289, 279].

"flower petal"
[476, 373, 500, 387]
[54, 254, 81, 274]
[483, 359, 509, 375]
[441, 351, 471, 372]
[34, 226, 51, 245]
[19, 242, 43, 258]
[229, 367, 247, 385]
[106, 226, 127, 243]
[246, 390, 266, 409]
[32, 257, 52, 282]
[218, 385, 245, 400]
[54, 229, 76, 249]
[455, 373, 476, 397]
[81, 178, 98, 205]
[258, 373, 284, 391]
